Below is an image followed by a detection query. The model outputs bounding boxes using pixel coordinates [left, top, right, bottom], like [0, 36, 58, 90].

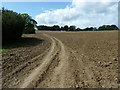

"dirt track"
[2, 31, 119, 88]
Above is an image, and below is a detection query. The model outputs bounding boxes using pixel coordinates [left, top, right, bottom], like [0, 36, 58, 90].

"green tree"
[64, 25, 69, 31]
[69, 25, 76, 31]
[76, 28, 82, 31]
[2, 8, 26, 44]
[53, 25, 60, 31]
[98, 25, 119, 31]
[61, 26, 64, 31]
[110, 25, 119, 30]
[21, 13, 37, 34]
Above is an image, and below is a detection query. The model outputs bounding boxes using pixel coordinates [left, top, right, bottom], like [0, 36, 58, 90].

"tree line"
[37, 25, 119, 31]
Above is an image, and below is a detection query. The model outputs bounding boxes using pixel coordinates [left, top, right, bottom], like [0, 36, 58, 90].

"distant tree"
[83, 27, 94, 31]
[89, 27, 94, 31]
[98, 25, 119, 31]
[69, 25, 76, 31]
[37, 25, 47, 30]
[110, 25, 119, 30]
[98, 25, 105, 30]
[53, 25, 60, 31]
[93, 27, 97, 31]
[83, 27, 89, 31]
[76, 28, 82, 31]
[61, 26, 64, 31]
[64, 25, 69, 31]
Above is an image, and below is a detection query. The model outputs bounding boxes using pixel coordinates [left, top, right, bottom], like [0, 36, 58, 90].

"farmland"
[2, 31, 118, 88]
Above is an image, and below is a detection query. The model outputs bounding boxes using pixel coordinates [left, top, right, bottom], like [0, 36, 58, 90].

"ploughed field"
[2, 31, 118, 88]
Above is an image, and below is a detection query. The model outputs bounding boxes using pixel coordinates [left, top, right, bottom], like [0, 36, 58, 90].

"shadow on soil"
[2, 37, 44, 50]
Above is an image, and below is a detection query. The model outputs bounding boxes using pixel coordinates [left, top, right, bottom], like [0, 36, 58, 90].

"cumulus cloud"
[35, 0, 118, 28]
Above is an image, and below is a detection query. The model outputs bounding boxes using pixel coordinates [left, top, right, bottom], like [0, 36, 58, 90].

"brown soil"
[2, 31, 119, 88]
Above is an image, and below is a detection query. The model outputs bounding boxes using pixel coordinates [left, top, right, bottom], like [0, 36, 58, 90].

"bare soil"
[2, 31, 119, 88]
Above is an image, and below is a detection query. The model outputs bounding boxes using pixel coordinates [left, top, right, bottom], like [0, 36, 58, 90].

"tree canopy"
[20, 13, 37, 34]
[2, 8, 37, 44]
[98, 25, 119, 31]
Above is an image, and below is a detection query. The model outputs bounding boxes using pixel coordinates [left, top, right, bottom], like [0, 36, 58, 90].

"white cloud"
[35, 0, 118, 28]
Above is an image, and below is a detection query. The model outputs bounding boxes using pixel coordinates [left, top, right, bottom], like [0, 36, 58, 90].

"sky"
[2, 2, 71, 18]
[1, 0, 119, 28]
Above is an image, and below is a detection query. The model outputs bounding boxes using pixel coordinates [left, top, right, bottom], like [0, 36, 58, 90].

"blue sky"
[2, 2, 71, 18]
[1, 1, 118, 28]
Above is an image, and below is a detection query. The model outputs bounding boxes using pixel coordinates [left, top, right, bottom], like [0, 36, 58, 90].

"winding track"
[20, 34, 70, 88]
[20, 34, 60, 88]
[19, 34, 98, 88]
